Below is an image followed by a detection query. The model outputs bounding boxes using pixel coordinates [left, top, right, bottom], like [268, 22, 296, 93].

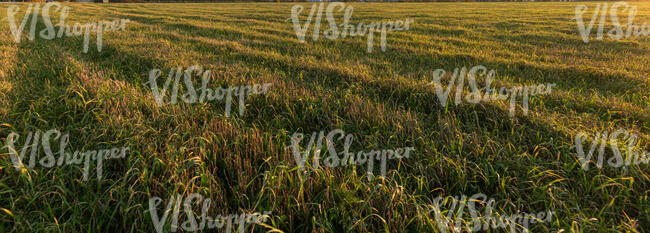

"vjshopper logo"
[289, 2, 414, 53]
[4, 2, 130, 53]
[289, 129, 414, 181]
[148, 193, 272, 233]
[573, 129, 649, 170]
[145, 65, 272, 117]
[428, 193, 554, 233]
[425, 65, 556, 117]
[3, 129, 129, 181]
[575, 1, 649, 42]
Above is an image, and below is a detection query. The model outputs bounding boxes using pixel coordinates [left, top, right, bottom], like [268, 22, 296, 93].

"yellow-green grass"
[0, 2, 649, 232]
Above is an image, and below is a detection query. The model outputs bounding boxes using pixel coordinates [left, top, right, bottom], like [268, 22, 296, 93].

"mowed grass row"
[0, 2, 648, 232]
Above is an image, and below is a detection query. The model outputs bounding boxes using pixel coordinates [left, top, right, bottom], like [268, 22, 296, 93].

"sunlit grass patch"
[0, 2, 648, 232]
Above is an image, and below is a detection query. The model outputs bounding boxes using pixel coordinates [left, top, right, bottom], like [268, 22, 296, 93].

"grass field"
[0, 1, 649, 232]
